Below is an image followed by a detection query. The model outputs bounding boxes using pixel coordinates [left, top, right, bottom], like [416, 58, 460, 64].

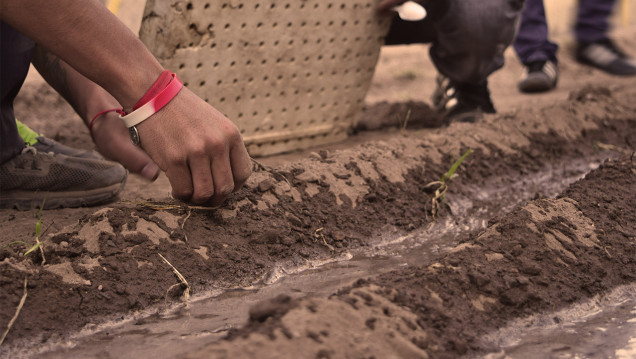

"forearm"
[32, 45, 120, 125]
[0, 0, 163, 110]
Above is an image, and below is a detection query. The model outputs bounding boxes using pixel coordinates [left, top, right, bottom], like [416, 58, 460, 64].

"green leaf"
[441, 149, 473, 183]
[23, 242, 42, 256]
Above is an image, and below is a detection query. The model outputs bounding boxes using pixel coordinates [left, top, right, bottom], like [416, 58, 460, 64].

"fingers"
[229, 139, 252, 191]
[189, 154, 216, 205]
[209, 150, 235, 206]
[165, 160, 194, 201]
[168, 140, 240, 205]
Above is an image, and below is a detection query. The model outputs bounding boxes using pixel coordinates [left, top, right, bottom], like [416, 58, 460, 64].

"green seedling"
[1, 241, 41, 256]
[441, 149, 473, 184]
[32, 200, 47, 264]
[2, 200, 48, 261]
[425, 149, 473, 218]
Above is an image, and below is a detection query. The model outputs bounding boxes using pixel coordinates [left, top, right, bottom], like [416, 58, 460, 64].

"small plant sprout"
[31, 200, 47, 265]
[441, 149, 473, 184]
[425, 149, 473, 218]
[2, 200, 49, 263]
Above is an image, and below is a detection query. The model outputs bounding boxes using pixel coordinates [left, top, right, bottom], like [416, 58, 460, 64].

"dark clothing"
[514, 0, 616, 65]
[385, 0, 523, 86]
[575, 0, 616, 44]
[0, 21, 33, 163]
[513, 0, 559, 65]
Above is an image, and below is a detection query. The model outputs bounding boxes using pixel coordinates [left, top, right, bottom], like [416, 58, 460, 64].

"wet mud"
[1, 81, 634, 358]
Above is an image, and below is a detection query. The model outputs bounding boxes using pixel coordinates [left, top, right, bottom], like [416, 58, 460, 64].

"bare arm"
[1, 0, 252, 205]
[0, 0, 160, 109]
[31, 45, 160, 180]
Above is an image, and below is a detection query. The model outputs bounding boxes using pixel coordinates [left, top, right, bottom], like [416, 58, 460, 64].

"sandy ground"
[1, 11, 635, 359]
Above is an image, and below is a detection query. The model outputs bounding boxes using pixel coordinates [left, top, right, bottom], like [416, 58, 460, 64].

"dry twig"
[0, 277, 28, 346]
[314, 228, 335, 251]
[180, 207, 192, 245]
[158, 254, 190, 304]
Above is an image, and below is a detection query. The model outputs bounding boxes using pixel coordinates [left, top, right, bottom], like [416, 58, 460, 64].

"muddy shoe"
[431, 74, 496, 123]
[0, 147, 127, 210]
[576, 39, 636, 76]
[518, 60, 559, 93]
[16, 119, 102, 160]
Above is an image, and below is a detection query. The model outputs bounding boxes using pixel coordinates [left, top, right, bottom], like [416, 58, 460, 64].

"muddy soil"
[198, 155, 635, 359]
[1, 25, 636, 359]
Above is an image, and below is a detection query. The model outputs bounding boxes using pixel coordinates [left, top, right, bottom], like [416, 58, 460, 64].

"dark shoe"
[431, 74, 496, 123]
[576, 39, 636, 76]
[518, 60, 559, 93]
[0, 147, 127, 210]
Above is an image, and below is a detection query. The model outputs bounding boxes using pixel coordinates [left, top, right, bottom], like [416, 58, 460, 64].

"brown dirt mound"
[185, 154, 636, 359]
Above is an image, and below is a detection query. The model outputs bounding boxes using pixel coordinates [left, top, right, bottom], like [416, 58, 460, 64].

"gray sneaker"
[518, 60, 559, 93]
[0, 147, 127, 210]
[33, 136, 103, 160]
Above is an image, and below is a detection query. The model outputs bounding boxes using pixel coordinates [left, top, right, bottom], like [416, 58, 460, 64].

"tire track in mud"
[0, 85, 634, 357]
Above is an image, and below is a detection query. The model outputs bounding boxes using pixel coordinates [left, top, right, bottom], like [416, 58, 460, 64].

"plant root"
[314, 228, 335, 252]
[158, 254, 191, 305]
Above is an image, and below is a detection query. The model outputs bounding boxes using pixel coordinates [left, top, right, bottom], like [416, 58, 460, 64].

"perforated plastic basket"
[140, 1, 390, 156]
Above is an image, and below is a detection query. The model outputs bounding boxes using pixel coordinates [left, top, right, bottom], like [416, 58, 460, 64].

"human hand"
[91, 111, 160, 181]
[135, 86, 252, 206]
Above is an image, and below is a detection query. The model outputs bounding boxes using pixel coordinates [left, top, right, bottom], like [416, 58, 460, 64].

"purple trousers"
[514, 0, 617, 65]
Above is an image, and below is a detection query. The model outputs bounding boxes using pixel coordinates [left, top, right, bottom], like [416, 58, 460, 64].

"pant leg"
[575, 0, 617, 44]
[430, 0, 524, 86]
[513, 0, 559, 65]
[384, 15, 437, 46]
[0, 22, 32, 164]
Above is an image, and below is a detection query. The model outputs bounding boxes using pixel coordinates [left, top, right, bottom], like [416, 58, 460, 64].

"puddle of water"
[14, 155, 618, 359]
[33, 254, 404, 359]
[481, 284, 636, 359]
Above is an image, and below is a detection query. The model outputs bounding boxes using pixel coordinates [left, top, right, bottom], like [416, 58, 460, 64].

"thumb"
[116, 145, 160, 181]
[92, 113, 161, 181]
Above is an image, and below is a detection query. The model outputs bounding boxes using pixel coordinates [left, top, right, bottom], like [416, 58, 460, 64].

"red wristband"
[120, 73, 183, 128]
[89, 108, 125, 140]
[133, 70, 173, 111]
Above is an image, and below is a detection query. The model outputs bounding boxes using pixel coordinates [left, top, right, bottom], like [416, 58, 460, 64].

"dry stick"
[251, 157, 291, 186]
[400, 108, 412, 133]
[0, 277, 28, 346]
[314, 228, 335, 252]
[180, 207, 192, 245]
[595, 141, 632, 155]
[158, 254, 190, 304]
[424, 181, 448, 219]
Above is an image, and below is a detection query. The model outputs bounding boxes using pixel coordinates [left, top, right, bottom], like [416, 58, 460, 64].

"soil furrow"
[0, 85, 635, 358]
